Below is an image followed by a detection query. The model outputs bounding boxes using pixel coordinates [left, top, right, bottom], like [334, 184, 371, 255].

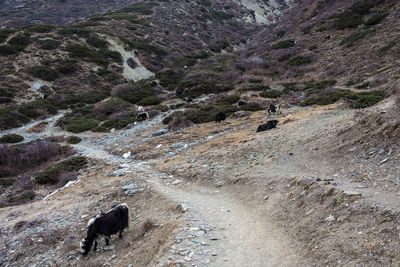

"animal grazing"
[80, 203, 130, 256]
[256, 120, 278, 132]
[268, 104, 281, 115]
[215, 112, 226, 123]
[136, 105, 145, 112]
[237, 100, 248, 108]
[136, 112, 149, 121]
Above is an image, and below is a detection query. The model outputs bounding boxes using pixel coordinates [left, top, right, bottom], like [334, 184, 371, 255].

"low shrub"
[214, 95, 240, 105]
[208, 40, 229, 53]
[340, 29, 374, 46]
[137, 96, 162, 106]
[287, 56, 312, 66]
[301, 90, 385, 108]
[67, 44, 92, 58]
[0, 140, 66, 178]
[365, 13, 388, 26]
[8, 190, 36, 203]
[378, 39, 397, 53]
[0, 178, 15, 187]
[0, 134, 24, 143]
[66, 136, 82, 144]
[240, 102, 263, 111]
[184, 104, 238, 124]
[0, 29, 15, 43]
[58, 26, 91, 37]
[271, 40, 295, 50]
[248, 78, 263, 84]
[35, 156, 87, 184]
[156, 69, 185, 90]
[64, 117, 100, 133]
[18, 99, 58, 118]
[93, 98, 132, 116]
[87, 35, 108, 48]
[152, 105, 169, 112]
[120, 2, 159, 15]
[24, 24, 56, 33]
[0, 45, 19, 56]
[240, 84, 271, 92]
[0, 107, 30, 129]
[56, 61, 79, 74]
[260, 90, 284, 98]
[39, 39, 61, 50]
[8, 33, 31, 47]
[278, 54, 292, 62]
[28, 66, 59, 81]
[356, 81, 370, 89]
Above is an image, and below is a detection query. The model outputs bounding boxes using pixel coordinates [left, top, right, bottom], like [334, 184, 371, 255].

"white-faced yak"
[80, 203, 130, 256]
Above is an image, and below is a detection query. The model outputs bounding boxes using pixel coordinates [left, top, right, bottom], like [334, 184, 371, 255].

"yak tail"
[120, 203, 130, 229]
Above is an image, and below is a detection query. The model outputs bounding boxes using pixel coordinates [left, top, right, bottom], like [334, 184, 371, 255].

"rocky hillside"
[1, 0, 400, 266]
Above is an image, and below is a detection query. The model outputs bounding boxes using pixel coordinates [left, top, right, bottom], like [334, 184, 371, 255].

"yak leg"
[119, 229, 124, 239]
[93, 239, 98, 251]
[105, 236, 110, 246]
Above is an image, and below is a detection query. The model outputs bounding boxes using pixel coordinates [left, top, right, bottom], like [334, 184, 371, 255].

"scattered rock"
[126, 58, 138, 69]
[324, 215, 335, 222]
[122, 151, 131, 159]
[380, 158, 389, 164]
[176, 203, 188, 213]
[122, 184, 135, 190]
[104, 245, 115, 251]
[153, 129, 169, 136]
[171, 179, 183, 185]
[343, 191, 361, 196]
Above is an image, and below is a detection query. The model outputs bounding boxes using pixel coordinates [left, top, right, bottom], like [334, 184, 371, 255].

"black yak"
[80, 203, 130, 256]
[136, 112, 149, 121]
[215, 112, 226, 123]
[237, 100, 248, 108]
[257, 120, 278, 132]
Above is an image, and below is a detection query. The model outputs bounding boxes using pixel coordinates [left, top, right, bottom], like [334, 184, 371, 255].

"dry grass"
[26, 122, 48, 133]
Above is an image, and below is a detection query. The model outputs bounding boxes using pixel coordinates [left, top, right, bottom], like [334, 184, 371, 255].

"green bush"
[340, 29, 374, 46]
[8, 33, 31, 47]
[8, 190, 36, 202]
[0, 45, 19, 56]
[0, 107, 30, 129]
[65, 117, 100, 133]
[120, 2, 159, 15]
[28, 66, 59, 81]
[240, 102, 263, 111]
[57, 62, 79, 74]
[58, 26, 91, 37]
[18, 99, 58, 118]
[287, 56, 312, 66]
[0, 134, 24, 143]
[276, 30, 286, 38]
[67, 43, 93, 58]
[101, 115, 136, 130]
[35, 156, 87, 184]
[39, 39, 61, 50]
[271, 40, 295, 50]
[24, 24, 56, 33]
[0, 29, 16, 43]
[248, 78, 263, 84]
[184, 104, 238, 124]
[356, 81, 370, 89]
[0, 178, 15, 187]
[334, 0, 383, 29]
[156, 69, 185, 90]
[137, 95, 162, 106]
[67, 136, 82, 144]
[94, 97, 132, 115]
[365, 13, 388, 26]
[260, 90, 284, 98]
[208, 40, 229, 53]
[123, 38, 167, 56]
[162, 115, 174, 125]
[214, 95, 240, 105]
[87, 35, 108, 48]
[278, 54, 292, 62]
[378, 39, 397, 53]
[301, 90, 385, 108]
[152, 104, 169, 112]
[240, 84, 271, 92]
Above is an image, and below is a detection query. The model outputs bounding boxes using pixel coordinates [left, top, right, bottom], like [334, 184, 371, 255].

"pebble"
[172, 180, 183, 185]
[380, 158, 389, 164]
